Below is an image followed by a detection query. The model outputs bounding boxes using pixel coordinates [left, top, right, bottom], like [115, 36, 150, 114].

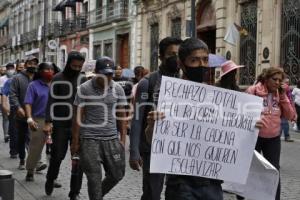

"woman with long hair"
[246, 67, 295, 200]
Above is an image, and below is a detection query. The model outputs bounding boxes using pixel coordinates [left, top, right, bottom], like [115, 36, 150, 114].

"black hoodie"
[45, 56, 86, 127]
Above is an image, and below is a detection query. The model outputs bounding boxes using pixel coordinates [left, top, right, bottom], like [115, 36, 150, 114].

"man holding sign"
[147, 38, 263, 200]
[130, 37, 182, 200]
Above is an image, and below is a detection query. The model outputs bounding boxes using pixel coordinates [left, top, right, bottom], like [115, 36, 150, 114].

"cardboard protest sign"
[150, 76, 263, 184]
[223, 151, 279, 200]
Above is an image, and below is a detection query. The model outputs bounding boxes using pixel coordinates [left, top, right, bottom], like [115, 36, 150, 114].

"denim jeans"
[280, 118, 290, 139]
[165, 180, 223, 200]
[16, 119, 30, 160]
[256, 136, 281, 200]
[8, 111, 18, 156]
[295, 104, 300, 130]
[1, 108, 9, 139]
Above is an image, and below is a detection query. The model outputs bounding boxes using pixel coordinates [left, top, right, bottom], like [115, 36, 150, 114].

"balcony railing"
[51, 14, 87, 37]
[0, 35, 9, 47]
[20, 29, 38, 45]
[88, 1, 128, 27]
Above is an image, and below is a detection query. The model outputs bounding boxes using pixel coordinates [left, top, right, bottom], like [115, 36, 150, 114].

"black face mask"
[64, 67, 81, 78]
[164, 56, 179, 74]
[26, 66, 37, 73]
[69, 68, 81, 77]
[184, 66, 209, 83]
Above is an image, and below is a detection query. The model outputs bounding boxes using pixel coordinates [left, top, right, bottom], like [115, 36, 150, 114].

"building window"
[96, 0, 103, 21]
[239, 0, 257, 85]
[83, 2, 88, 15]
[150, 23, 159, 71]
[93, 43, 102, 59]
[280, 0, 300, 85]
[104, 41, 113, 58]
[107, 0, 114, 18]
[171, 18, 181, 38]
[61, 49, 66, 66]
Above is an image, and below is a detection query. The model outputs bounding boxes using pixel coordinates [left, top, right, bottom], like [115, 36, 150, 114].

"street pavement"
[0, 120, 300, 200]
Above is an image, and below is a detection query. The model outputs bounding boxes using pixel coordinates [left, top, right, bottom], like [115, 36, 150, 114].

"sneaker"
[19, 160, 25, 170]
[54, 180, 62, 188]
[25, 172, 34, 182]
[36, 163, 47, 172]
[10, 154, 18, 159]
[45, 179, 54, 195]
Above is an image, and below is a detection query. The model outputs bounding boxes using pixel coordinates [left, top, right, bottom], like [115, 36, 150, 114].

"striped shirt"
[74, 78, 127, 140]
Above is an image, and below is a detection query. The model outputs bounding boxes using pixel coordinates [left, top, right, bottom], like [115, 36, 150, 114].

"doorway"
[196, 0, 216, 84]
[117, 33, 129, 68]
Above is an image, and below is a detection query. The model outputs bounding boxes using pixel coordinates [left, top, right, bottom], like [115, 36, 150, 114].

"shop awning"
[62, 0, 76, 7]
[0, 17, 9, 29]
[52, 0, 65, 11]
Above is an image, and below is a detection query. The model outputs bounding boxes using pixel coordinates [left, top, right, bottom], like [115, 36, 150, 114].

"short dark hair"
[178, 38, 209, 63]
[6, 62, 15, 69]
[159, 37, 182, 57]
[67, 51, 85, 63]
[134, 65, 144, 75]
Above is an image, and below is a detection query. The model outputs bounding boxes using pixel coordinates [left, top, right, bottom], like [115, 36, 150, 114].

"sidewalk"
[0, 122, 299, 199]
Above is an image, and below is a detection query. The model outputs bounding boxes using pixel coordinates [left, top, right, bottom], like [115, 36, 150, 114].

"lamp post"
[42, 0, 48, 61]
[191, 0, 196, 37]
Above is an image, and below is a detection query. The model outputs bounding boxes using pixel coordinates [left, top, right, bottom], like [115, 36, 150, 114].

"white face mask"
[6, 70, 15, 77]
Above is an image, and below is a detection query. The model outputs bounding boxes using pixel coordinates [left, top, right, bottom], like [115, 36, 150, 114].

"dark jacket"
[9, 71, 31, 121]
[130, 66, 179, 160]
[45, 71, 86, 127]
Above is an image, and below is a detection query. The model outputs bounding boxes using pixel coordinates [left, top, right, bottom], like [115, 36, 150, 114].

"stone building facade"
[134, 0, 300, 85]
[88, 0, 134, 68]
[8, 0, 61, 63]
[0, 0, 11, 65]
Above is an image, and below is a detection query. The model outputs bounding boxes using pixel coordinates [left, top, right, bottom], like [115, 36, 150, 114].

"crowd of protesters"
[0, 36, 297, 200]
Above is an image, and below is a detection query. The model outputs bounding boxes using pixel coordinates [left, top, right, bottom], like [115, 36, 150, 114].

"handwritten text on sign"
[150, 76, 263, 184]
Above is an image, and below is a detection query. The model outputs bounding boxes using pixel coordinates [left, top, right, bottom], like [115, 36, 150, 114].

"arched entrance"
[196, 0, 216, 84]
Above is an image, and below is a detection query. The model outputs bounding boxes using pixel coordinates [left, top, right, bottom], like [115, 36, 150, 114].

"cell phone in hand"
[278, 85, 284, 94]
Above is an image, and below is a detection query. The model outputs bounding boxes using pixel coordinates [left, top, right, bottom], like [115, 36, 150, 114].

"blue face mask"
[6, 70, 15, 78]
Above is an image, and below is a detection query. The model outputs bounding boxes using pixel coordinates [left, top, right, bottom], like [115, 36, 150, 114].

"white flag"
[224, 24, 240, 46]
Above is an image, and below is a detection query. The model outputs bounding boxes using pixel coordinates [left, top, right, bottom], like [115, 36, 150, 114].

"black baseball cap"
[95, 57, 115, 75]
[6, 62, 15, 69]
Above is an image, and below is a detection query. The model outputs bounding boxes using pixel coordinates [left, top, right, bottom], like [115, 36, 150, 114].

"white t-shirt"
[292, 88, 300, 106]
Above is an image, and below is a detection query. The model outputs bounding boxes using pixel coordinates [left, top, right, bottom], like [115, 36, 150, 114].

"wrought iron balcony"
[20, 29, 39, 45]
[52, 14, 87, 37]
[88, 1, 128, 27]
[0, 35, 9, 47]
